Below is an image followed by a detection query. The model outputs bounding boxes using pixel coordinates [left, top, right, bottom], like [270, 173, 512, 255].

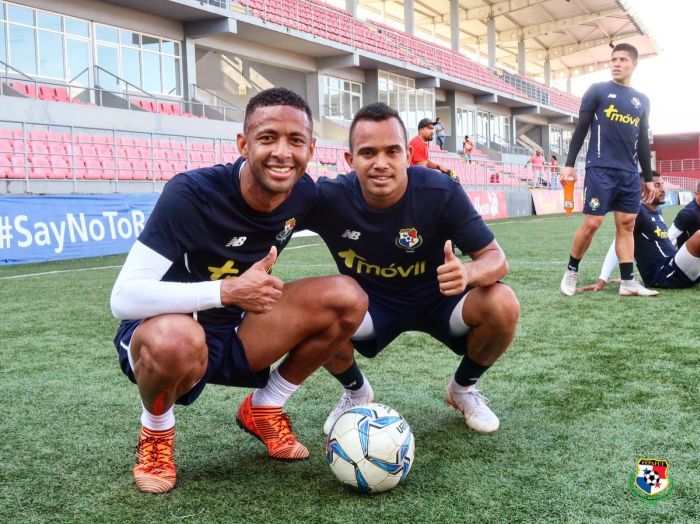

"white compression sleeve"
[598, 239, 619, 282]
[668, 224, 681, 247]
[110, 240, 222, 320]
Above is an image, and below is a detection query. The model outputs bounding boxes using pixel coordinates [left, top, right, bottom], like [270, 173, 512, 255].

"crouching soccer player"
[110, 88, 366, 493]
[305, 103, 520, 434]
[579, 173, 700, 292]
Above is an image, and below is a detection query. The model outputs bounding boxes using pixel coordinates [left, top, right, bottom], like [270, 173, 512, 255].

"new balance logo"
[341, 230, 361, 240]
[225, 236, 247, 247]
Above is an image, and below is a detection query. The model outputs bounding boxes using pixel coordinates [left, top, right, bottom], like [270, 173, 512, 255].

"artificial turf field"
[1, 205, 697, 523]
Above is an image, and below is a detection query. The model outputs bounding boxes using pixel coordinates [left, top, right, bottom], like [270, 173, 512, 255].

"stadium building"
[0, 0, 678, 264]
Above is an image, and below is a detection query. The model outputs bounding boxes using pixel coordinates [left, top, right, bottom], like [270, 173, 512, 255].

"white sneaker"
[619, 279, 659, 297]
[445, 384, 500, 433]
[560, 269, 578, 296]
[323, 385, 374, 435]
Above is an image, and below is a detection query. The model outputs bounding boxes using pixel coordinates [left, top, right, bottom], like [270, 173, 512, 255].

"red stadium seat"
[117, 159, 134, 180]
[29, 155, 52, 179]
[49, 156, 71, 179]
[1, 155, 26, 179]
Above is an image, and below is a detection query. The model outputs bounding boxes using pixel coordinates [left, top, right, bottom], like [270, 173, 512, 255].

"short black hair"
[244, 87, 313, 132]
[612, 43, 638, 62]
[348, 102, 407, 151]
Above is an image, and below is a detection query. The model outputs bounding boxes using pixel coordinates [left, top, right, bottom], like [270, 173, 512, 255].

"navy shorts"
[353, 289, 472, 359]
[114, 319, 270, 406]
[646, 256, 698, 289]
[583, 167, 640, 215]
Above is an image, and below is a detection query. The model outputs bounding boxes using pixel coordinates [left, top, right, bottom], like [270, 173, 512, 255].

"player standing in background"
[110, 88, 366, 494]
[559, 43, 657, 297]
[579, 173, 700, 291]
[668, 181, 700, 248]
[306, 102, 520, 435]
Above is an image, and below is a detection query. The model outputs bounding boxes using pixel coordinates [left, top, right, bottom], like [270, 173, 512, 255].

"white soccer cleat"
[560, 269, 578, 296]
[445, 384, 500, 433]
[619, 279, 659, 297]
[323, 385, 374, 435]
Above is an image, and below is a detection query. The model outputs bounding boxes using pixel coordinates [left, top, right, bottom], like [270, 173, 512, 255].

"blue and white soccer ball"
[325, 403, 415, 493]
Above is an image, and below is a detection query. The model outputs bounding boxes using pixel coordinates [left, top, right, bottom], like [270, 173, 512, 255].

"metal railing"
[190, 84, 244, 122]
[0, 120, 241, 193]
[657, 158, 700, 173]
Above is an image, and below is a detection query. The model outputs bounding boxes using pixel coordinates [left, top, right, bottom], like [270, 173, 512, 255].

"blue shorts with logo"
[353, 288, 474, 359]
[583, 167, 640, 215]
[114, 319, 270, 406]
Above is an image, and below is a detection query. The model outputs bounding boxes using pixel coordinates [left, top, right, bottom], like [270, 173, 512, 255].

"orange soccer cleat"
[133, 426, 177, 494]
[236, 394, 309, 461]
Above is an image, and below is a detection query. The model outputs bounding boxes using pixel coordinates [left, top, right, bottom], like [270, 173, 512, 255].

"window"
[378, 71, 434, 131]
[0, 3, 182, 96]
[322, 75, 362, 122]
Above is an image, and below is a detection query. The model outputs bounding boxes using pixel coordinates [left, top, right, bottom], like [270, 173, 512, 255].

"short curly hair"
[244, 87, 313, 132]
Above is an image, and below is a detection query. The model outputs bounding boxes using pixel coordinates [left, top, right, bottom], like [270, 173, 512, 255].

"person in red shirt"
[409, 118, 452, 175]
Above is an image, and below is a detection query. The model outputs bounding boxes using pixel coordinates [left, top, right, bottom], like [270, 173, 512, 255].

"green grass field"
[1, 206, 698, 523]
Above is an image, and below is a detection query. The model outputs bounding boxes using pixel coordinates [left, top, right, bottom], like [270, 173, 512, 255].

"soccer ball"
[325, 403, 415, 493]
[644, 470, 661, 487]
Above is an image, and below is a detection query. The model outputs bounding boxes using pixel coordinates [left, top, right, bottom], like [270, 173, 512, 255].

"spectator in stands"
[559, 42, 655, 297]
[668, 181, 700, 248]
[463, 135, 475, 164]
[110, 88, 366, 494]
[524, 149, 547, 187]
[578, 173, 700, 293]
[434, 117, 446, 150]
[306, 102, 519, 435]
[409, 118, 452, 175]
[549, 154, 559, 189]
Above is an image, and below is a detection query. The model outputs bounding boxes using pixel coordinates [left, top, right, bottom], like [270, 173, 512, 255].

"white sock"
[449, 376, 476, 394]
[251, 368, 299, 407]
[347, 377, 372, 399]
[140, 403, 175, 431]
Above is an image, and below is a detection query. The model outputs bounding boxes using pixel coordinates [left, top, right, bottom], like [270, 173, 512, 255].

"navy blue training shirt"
[633, 204, 676, 285]
[138, 157, 316, 324]
[581, 80, 650, 173]
[304, 167, 495, 310]
[672, 198, 700, 249]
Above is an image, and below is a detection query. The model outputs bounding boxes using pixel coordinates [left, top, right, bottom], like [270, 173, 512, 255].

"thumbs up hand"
[437, 240, 469, 296]
[220, 246, 284, 313]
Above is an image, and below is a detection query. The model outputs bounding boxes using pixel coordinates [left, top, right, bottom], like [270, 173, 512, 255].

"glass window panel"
[38, 30, 64, 78]
[37, 12, 61, 31]
[66, 38, 89, 85]
[0, 4, 4, 21]
[161, 40, 177, 55]
[8, 5, 33, 26]
[351, 83, 360, 94]
[0, 24, 5, 65]
[120, 30, 139, 47]
[379, 91, 388, 104]
[351, 94, 360, 117]
[341, 91, 351, 120]
[162, 55, 180, 95]
[96, 24, 118, 43]
[122, 47, 141, 88]
[96, 44, 119, 90]
[142, 35, 159, 52]
[330, 92, 340, 117]
[142, 51, 161, 93]
[65, 18, 88, 37]
[9, 24, 36, 74]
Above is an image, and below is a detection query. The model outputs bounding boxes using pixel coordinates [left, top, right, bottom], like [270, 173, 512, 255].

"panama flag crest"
[395, 227, 422, 251]
[634, 458, 670, 497]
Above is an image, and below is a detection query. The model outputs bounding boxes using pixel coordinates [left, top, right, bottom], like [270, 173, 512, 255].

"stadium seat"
[117, 159, 134, 180]
[131, 159, 152, 180]
[29, 155, 52, 179]
[1, 154, 26, 179]
[49, 156, 71, 179]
